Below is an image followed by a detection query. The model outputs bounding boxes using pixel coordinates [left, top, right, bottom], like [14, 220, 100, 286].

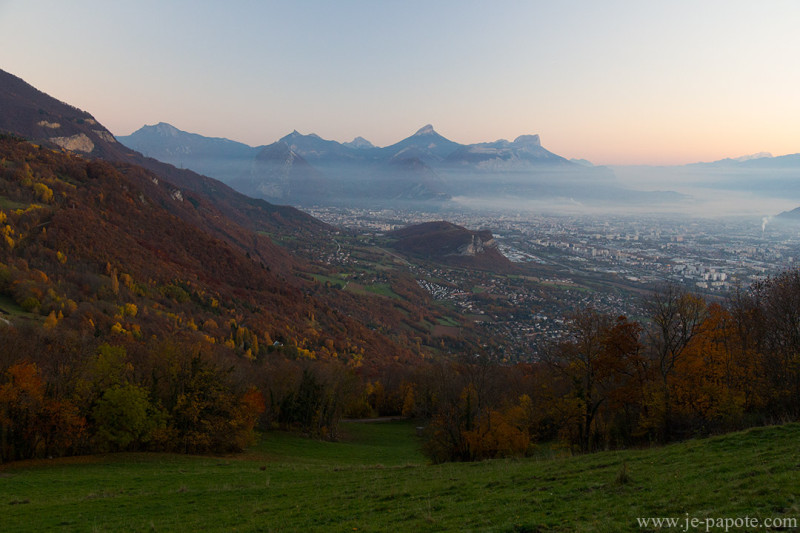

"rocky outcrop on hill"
[389, 221, 514, 272]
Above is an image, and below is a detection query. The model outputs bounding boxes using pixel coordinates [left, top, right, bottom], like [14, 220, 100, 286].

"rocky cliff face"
[49, 132, 95, 153]
[454, 233, 497, 256]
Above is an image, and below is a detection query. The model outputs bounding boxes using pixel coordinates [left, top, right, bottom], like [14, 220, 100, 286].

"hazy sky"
[1, 0, 798, 165]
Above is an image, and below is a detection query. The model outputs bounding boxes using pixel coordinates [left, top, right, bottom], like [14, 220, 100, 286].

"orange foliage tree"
[0, 362, 85, 462]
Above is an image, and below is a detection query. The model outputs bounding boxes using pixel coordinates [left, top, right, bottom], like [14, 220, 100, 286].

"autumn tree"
[642, 284, 707, 441]
[420, 358, 534, 463]
[422, 381, 479, 463]
[0, 362, 45, 461]
[670, 303, 755, 433]
[732, 271, 800, 418]
[543, 310, 643, 451]
[0, 362, 85, 462]
[92, 383, 162, 452]
[165, 353, 246, 454]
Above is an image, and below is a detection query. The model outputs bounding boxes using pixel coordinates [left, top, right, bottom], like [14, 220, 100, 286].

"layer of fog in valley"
[610, 160, 800, 218]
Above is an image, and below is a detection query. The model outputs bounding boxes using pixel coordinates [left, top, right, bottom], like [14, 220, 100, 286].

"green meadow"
[2, 421, 799, 532]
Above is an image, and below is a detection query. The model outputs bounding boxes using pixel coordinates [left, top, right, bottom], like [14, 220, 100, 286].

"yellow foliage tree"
[43, 310, 59, 330]
[32, 182, 53, 203]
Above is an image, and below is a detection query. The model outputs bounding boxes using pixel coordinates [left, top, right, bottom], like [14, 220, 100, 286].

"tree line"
[5, 272, 800, 463]
[407, 273, 800, 462]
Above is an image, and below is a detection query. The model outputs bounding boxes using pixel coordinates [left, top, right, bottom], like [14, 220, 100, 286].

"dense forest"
[2, 136, 800, 465]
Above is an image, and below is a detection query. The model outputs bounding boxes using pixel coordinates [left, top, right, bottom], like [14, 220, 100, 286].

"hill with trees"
[388, 221, 515, 272]
[0, 132, 491, 461]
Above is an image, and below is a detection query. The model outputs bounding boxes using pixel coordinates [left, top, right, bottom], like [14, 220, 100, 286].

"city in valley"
[301, 206, 800, 361]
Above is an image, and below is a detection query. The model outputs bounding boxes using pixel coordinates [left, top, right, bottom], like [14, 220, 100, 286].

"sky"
[1, 0, 799, 166]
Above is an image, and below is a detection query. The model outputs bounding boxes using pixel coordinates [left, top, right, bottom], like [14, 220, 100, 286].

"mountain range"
[119, 123, 682, 209]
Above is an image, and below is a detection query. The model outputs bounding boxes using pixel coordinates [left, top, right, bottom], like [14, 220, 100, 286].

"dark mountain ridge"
[776, 206, 800, 221]
[117, 122, 258, 184]
[0, 69, 328, 245]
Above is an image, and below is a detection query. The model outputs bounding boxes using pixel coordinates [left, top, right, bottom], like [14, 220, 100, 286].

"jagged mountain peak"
[414, 124, 437, 136]
[256, 140, 319, 168]
[344, 136, 375, 149]
[380, 124, 462, 165]
[282, 130, 321, 141]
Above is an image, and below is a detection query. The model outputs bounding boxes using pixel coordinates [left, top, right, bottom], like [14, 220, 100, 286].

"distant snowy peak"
[513, 134, 541, 147]
[690, 151, 781, 168]
[343, 136, 375, 149]
[281, 130, 322, 141]
[443, 132, 569, 168]
[733, 152, 773, 162]
[118, 122, 257, 172]
[380, 124, 462, 164]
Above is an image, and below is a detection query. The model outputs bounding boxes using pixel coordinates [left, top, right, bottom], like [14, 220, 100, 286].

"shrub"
[92, 384, 161, 452]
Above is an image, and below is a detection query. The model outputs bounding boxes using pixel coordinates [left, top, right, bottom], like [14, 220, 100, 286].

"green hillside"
[2, 420, 798, 532]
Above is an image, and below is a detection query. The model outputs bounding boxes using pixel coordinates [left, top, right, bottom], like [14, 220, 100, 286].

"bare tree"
[542, 309, 642, 452]
[737, 271, 800, 417]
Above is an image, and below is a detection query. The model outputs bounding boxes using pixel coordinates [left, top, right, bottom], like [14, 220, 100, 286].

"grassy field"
[0, 293, 39, 322]
[437, 316, 461, 327]
[345, 282, 401, 300]
[310, 273, 348, 289]
[0, 194, 27, 210]
[2, 421, 799, 532]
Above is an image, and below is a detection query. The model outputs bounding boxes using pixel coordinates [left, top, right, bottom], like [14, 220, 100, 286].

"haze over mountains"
[119, 123, 684, 211]
[5, 61, 799, 218]
[611, 151, 800, 216]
